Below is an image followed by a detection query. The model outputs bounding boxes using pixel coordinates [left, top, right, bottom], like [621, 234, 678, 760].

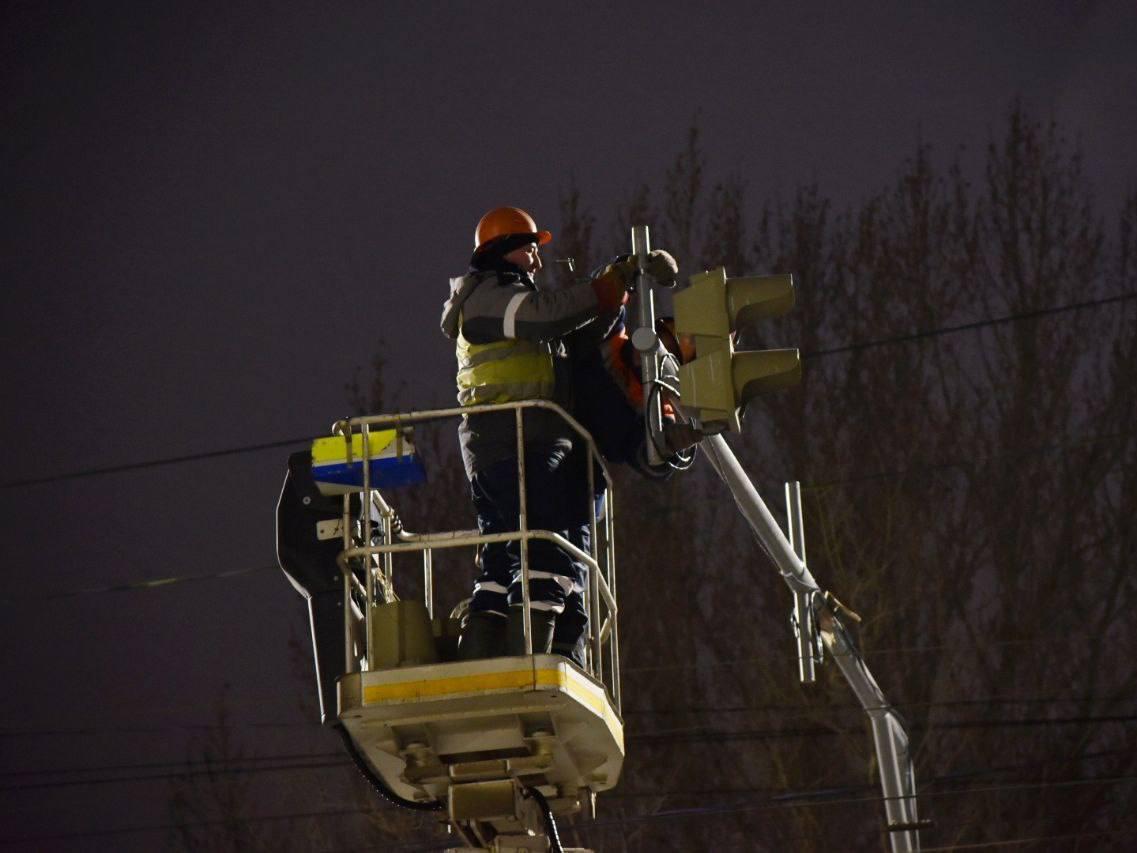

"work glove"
[591, 249, 680, 310]
[591, 257, 637, 311]
[661, 420, 704, 455]
[590, 266, 630, 311]
[643, 249, 679, 287]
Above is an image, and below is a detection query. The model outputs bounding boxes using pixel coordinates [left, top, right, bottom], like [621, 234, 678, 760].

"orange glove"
[590, 259, 635, 311]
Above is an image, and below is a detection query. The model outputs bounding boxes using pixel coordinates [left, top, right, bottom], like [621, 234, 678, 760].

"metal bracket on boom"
[785, 481, 822, 682]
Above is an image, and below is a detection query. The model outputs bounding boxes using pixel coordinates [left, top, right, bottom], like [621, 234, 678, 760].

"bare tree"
[572, 104, 1137, 851]
[167, 687, 266, 851]
[554, 177, 596, 288]
[308, 103, 1136, 852]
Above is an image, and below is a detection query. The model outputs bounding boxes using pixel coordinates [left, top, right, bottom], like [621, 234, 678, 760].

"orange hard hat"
[473, 206, 553, 251]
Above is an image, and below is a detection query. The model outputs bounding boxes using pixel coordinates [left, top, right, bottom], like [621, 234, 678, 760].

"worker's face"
[504, 242, 542, 275]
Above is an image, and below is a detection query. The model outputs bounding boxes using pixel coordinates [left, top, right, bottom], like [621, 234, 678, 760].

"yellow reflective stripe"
[458, 336, 516, 358]
[361, 667, 580, 706]
[457, 351, 555, 388]
[462, 344, 541, 373]
[456, 329, 555, 406]
[458, 383, 553, 406]
[363, 668, 541, 702]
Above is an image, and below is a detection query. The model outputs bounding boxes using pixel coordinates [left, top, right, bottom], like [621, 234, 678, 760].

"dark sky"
[2, 1, 1135, 848]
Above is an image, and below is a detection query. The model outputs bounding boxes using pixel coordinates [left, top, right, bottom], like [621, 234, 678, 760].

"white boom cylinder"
[785, 480, 818, 683]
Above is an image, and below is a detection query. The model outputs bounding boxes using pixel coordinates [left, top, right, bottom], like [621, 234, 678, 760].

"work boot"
[456, 611, 507, 660]
[506, 607, 556, 656]
[553, 635, 587, 669]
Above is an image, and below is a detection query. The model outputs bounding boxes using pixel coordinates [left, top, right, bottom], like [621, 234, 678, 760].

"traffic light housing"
[673, 267, 801, 431]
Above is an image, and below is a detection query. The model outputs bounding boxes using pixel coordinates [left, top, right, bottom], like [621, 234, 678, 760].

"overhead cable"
[5, 728, 1132, 792]
[0, 564, 277, 605]
[917, 827, 1137, 851]
[0, 751, 344, 779]
[7, 693, 1126, 738]
[370, 773, 1137, 852]
[0, 435, 317, 491]
[626, 712, 1137, 745]
[3, 290, 1132, 493]
[5, 769, 1134, 848]
[0, 805, 381, 847]
[0, 759, 348, 793]
[804, 290, 1137, 359]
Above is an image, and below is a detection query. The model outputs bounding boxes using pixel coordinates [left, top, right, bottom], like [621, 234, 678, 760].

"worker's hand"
[591, 250, 678, 310]
[661, 420, 703, 455]
[643, 249, 679, 287]
[591, 258, 636, 311]
[591, 268, 629, 311]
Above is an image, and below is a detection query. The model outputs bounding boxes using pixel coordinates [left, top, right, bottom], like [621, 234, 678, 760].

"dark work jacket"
[441, 257, 612, 479]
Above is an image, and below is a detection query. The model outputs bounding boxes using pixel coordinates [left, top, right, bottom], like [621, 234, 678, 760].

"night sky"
[2, 2, 1135, 848]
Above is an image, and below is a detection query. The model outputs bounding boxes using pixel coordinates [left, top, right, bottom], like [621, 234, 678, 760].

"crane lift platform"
[277, 400, 622, 851]
[276, 224, 925, 851]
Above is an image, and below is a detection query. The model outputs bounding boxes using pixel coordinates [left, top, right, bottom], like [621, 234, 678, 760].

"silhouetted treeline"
[170, 103, 1137, 852]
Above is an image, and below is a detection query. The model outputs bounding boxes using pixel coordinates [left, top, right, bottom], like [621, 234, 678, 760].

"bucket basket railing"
[330, 399, 621, 715]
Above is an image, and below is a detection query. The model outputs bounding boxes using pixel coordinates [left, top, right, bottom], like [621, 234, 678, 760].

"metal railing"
[330, 399, 621, 714]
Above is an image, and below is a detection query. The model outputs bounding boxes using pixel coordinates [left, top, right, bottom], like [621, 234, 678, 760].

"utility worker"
[570, 310, 699, 474]
[441, 206, 679, 660]
[552, 310, 702, 666]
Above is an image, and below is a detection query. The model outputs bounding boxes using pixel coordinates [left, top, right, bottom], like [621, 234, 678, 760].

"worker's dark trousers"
[468, 451, 590, 622]
[552, 517, 594, 666]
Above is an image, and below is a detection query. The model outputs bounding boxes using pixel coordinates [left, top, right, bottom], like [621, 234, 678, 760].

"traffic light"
[673, 267, 801, 431]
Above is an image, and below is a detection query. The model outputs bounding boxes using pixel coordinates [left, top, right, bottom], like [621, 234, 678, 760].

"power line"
[6, 717, 1133, 792]
[0, 758, 350, 793]
[568, 774, 1137, 833]
[0, 805, 381, 847]
[621, 637, 1042, 674]
[804, 290, 1137, 359]
[0, 564, 277, 605]
[7, 415, 1128, 606]
[918, 827, 1137, 851]
[623, 694, 1137, 715]
[6, 694, 1124, 739]
[0, 719, 320, 738]
[626, 712, 1137, 746]
[0, 434, 316, 491]
[0, 751, 344, 780]
[607, 744, 1136, 800]
[3, 290, 1132, 494]
[364, 773, 1137, 852]
[344, 778, 1114, 853]
[5, 766, 1133, 849]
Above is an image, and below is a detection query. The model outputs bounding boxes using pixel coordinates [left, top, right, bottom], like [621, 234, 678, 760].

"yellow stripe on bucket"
[363, 668, 547, 703]
[311, 431, 399, 465]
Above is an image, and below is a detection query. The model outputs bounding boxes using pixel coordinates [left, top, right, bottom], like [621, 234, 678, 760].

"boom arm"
[701, 434, 924, 852]
[624, 223, 922, 849]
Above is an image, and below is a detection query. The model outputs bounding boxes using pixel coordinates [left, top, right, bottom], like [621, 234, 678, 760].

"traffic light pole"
[630, 225, 665, 467]
[701, 434, 924, 853]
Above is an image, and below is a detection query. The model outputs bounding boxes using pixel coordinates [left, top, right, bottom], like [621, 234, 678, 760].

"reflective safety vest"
[455, 325, 556, 406]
